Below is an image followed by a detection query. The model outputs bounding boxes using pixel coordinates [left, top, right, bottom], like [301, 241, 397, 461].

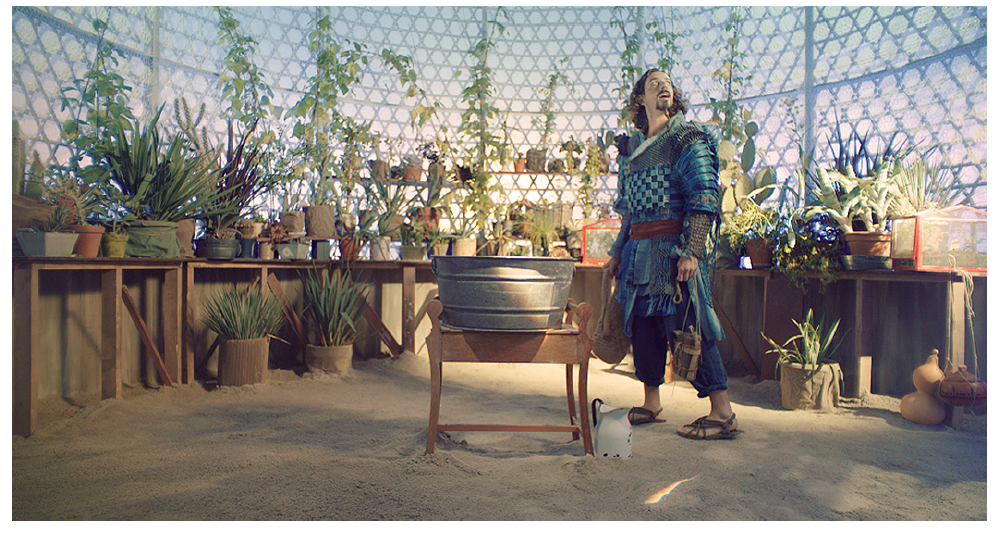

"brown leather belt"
[630, 219, 683, 240]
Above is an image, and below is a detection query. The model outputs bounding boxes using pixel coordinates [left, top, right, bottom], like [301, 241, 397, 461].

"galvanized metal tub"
[432, 255, 576, 331]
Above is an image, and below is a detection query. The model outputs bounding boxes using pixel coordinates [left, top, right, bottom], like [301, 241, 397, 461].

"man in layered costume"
[605, 68, 739, 439]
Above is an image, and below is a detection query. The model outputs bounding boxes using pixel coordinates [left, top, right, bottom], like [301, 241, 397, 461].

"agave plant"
[300, 266, 368, 347]
[99, 106, 233, 223]
[763, 308, 844, 372]
[202, 285, 286, 341]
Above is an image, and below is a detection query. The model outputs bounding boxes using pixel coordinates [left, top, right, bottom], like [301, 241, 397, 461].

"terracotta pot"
[339, 236, 361, 260]
[746, 238, 773, 268]
[404, 167, 423, 182]
[68, 224, 105, 257]
[514, 158, 527, 173]
[305, 343, 353, 374]
[844, 231, 892, 256]
[938, 365, 987, 407]
[217, 337, 269, 387]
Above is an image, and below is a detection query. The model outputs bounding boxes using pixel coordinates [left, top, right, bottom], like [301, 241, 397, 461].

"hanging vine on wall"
[58, 16, 136, 185]
[707, 6, 753, 145]
[215, 6, 279, 143]
[455, 6, 508, 174]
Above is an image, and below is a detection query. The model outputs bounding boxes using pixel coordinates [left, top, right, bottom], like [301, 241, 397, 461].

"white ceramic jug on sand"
[591, 398, 632, 458]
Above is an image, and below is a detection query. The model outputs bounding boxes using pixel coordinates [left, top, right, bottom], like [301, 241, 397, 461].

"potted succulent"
[267, 221, 308, 260]
[763, 309, 845, 411]
[804, 164, 899, 267]
[398, 218, 426, 260]
[14, 204, 80, 257]
[39, 168, 104, 257]
[362, 177, 414, 260]
[96, 107, 232, 258]
[201, 284, 286, 386]
[300, 265, 368, 374]
[403, 153, 424, 182]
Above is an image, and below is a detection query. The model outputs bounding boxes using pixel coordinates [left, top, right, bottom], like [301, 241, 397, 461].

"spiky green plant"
[202, 285, 286, 340]
[300, 266, 368, 347]
[763, 308, 844, 374]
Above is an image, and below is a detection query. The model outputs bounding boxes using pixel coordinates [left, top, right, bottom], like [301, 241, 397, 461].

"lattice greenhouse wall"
[11, 5, 987, 211]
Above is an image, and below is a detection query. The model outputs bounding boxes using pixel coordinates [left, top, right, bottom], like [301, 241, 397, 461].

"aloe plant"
[763, 308, 844, 372]
[300, 266, 368, 347]
[202, 285, 286, 341]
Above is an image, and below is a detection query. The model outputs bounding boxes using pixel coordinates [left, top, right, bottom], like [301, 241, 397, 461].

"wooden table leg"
[565, 364, 578, 441]
[852, 279, 872, 398]
[945, 279, 966, 427]
[163, 267, 182, 384]
[425, 299, 443, 454]
[402, 264, 416, 354]
[101, 268, 123, 400]
[12, 263, 38, 437]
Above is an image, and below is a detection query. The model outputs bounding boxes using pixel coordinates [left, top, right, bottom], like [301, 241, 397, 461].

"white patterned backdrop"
[11, 5, 987, 209]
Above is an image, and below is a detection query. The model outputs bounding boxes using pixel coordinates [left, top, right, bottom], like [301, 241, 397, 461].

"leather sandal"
[678, 413, 740, 440]
[628, 407, 665, 425]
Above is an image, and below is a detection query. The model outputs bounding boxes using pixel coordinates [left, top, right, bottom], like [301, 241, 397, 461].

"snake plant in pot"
[762, 309, 845, 411]
[300, 265, 369, 374]
[201, 284, 286, 386]
[97, 107, 233, 257]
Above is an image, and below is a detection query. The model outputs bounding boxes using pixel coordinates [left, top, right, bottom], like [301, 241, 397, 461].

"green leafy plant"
[532, 59, 570, 152]
[40, 168, 101, 224]
[201, 284, 287, 341]
[708, 7, 754, 145]
[763, 308, 844, 373]
[215, 6, 280, 138]
[774, 215, 844, 292]
[455, 6, 508, 173]
[25, 204, 77, 233]
[362, 177, 414, 240]
[889, 149, 967, 216]
[300, 266, 368, 347]
[99, 107, 231, 223]
[58, 16, 136, 185]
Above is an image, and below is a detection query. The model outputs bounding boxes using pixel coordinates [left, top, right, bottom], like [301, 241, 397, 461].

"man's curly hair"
[628, 68, 689, 137]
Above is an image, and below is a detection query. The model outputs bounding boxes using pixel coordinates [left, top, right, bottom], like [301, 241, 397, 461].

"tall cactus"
[13, 120, 25, 195]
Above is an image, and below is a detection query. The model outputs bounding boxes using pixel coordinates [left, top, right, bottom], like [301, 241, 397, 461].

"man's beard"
[655, 96, 679, 116]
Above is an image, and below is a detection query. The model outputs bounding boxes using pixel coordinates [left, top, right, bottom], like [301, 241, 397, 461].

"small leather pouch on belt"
[630, 219, 682, 240]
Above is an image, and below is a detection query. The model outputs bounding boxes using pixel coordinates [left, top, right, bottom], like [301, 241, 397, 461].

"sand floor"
[11, 351, 988, 521]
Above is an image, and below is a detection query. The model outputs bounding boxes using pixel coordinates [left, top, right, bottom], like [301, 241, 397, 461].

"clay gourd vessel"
[900, 350, 946, 426]
[938, 365, 987, 407]
[912, 349, 945, 394]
